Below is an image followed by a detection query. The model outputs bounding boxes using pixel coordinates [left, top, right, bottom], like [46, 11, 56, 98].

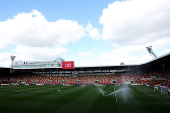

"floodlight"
[146, 46, 157, 59]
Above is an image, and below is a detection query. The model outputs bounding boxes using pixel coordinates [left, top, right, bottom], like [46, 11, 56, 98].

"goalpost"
[154, 86, 168, 94]
[160, 86, 168, 94]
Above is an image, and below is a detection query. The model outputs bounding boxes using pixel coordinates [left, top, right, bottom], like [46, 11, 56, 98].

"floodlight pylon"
[146, 46, 157, 59]
[10, 55, 16, 73]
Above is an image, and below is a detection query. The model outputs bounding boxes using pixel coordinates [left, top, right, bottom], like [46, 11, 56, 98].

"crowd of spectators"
[0, 70, 170, 87]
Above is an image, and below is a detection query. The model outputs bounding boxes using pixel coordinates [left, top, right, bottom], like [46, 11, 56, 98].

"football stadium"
[1, 0, 170, 113]
[0, 47, 170, 113]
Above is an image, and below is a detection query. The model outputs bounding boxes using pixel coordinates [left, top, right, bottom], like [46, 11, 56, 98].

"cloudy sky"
[0, 0, 170, 67]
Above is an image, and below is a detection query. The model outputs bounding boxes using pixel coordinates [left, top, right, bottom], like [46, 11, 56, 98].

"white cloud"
[162, 49, 170, 55]
[78, 40, 168, 66]
[14, 45, 68, 60]
[93, 47, 97, 50]
[0, 61, 11, 67]
[77, 0, 170, 67]
[100, 0, 170, 45]
[100, 45, 142, 60]
[76, 53, 152, 66]
[76, 37, 169, 66]
[0, 10, 85, 49]
[85, 22, 101, 40]
[109, 54, 152, 65]
[76, 59, 100, 66]
[0, 46, 68, 67]
[78, 52, 94, 56]
[100, 39, 166, 62]
[0, 52, 12, 67]
[0, 53, 11, 61]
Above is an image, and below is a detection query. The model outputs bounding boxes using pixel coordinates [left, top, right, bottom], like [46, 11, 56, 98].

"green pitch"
[0, 85, 170, 113]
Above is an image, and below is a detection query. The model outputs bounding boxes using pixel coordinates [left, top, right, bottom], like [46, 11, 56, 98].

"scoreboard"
[62, 61, 75, 69]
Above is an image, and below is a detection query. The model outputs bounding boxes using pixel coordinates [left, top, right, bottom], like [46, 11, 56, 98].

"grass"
[0, 85, 170, 113]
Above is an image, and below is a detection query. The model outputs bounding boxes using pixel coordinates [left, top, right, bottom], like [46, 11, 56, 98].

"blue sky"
[0, 0, 170, 67]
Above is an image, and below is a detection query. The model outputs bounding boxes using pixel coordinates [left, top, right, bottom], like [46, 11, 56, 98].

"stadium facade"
[13, 57, 65, 69]
[0, 52, 170, 89]
[8, 52, 170, 76]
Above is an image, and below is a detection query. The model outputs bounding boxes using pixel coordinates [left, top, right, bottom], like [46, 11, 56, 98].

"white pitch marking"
[99, 88, 105, 96]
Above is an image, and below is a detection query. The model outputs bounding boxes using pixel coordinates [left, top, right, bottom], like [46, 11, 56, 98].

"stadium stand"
[1, 70, 169, 88]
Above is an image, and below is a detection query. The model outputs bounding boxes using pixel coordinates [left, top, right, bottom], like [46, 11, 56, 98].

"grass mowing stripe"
[0, 106, 27, 113]
[0, 86, 43, 98]
[116, 86, 149, 113]
[0, 85, 45, 92]
[10, 86, 77, 102]
[88, 86, 118, 113]
[0, 86, 81, 113]
[131, 86, 170, 113]
[0, 85, 64, 97]
[25, 86, 91, 113]
[1, 85, 169, 113]
[34, 86, 84, 101]
[11, 86, 78, 108]
[133, 86, 170, 104]
[131, 86, 161, 102]
[0, 86, 77, 109]
[137, 86, 170, 104]
[57, 86, 99, 113]
[0, 86, 55, 97]
[5, 86, 70, 100]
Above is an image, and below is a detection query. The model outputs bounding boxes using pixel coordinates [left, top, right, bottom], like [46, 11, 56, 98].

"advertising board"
[62, 61, 74, 69]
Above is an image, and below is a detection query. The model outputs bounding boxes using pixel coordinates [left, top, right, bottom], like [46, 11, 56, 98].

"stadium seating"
[0, 70, 169, 88]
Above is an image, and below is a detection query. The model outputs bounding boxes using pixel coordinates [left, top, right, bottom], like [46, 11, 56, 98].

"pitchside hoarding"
[62, 61, 74, 69]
